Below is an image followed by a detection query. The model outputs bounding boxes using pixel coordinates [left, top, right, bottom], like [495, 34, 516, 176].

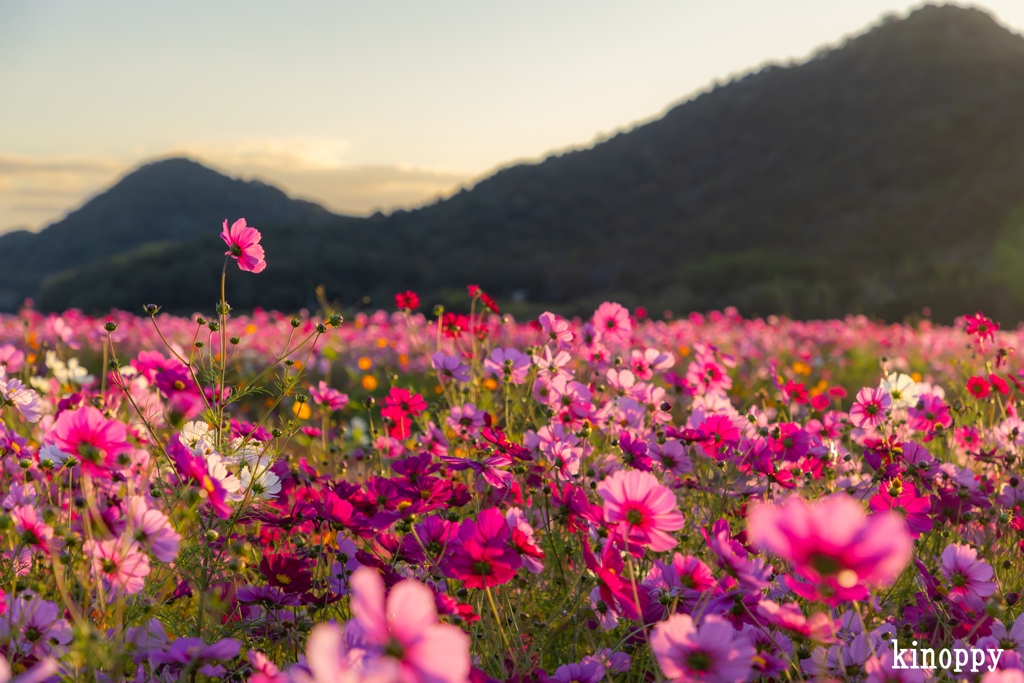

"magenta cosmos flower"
[849, 386, 893, 429]
[940, 543, 997, 612]
[650, 614, 755, 683]
[50, 406, 133, 479]
[348, 566, 471, 683]
[597, 470, 685, 552]
[747, 493, 912, 605]
[310, 381, 350, 412]
[221, 218, 266, 273]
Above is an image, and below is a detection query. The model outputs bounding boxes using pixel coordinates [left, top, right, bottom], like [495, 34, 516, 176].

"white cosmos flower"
[181, 421, 213, 449]
[880, 372, 920, 409]
[230, 437, 266, 467]
[206, 453, 242, 500]
[239, 466, 281, 500]
[45, 351, 94, 386]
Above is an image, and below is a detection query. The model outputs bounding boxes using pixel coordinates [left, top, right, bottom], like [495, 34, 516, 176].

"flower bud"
[103, 321, 117, 332]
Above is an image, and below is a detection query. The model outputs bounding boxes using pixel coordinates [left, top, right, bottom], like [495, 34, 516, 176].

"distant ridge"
[26, 5, 1024, 322]
[0, 158, 334, 310]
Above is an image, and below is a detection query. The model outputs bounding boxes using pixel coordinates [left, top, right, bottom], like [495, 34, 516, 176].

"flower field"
[1, 220, 1024, 682]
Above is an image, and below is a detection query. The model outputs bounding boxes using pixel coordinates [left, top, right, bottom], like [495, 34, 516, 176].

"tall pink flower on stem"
[650, 614, 755, 683]
[51, 406, 133, 479]
[940, 543, 997, 612]
[747, 493, 912, 605]
[221, 218, 266, 273]
[84, 536, 151, 595]
[849, 386, 892, 430]
[346, 566, 471, 683]
[310, 382, 350, 412]
[597, 470, 685, 553]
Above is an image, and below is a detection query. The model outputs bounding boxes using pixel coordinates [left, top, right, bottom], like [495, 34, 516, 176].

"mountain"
[30, 5, 1024, 322]
[0, 158, 334, 310]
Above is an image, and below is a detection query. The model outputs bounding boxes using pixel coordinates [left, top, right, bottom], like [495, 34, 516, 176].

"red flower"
[384, 387, 426, 418]
[810, 394, 830, 411]
[964, 312, 998, 346]
[827, 386, 848, 399]
[441, 313, 468, 338]
[395, 291, 420, 311]
[784, 380, 809, 405]
[966, 376, 990, 399]
[989, 374, 1010, 396]
[467, 285, 499, 314]
[259, 553, 313, 594]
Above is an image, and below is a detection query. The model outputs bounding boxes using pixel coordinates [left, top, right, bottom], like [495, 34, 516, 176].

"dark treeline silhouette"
[13, 5, 1024, 323]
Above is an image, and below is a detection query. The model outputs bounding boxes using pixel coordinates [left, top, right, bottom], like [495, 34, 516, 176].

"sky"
[2, 0, 1023, 233]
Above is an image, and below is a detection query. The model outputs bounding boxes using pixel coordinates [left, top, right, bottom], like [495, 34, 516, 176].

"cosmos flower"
[310, 381, 349, 411]
[0, 367, 42, 423]
[650, 614, 755, 683]
[221, 218, 266, 273]
[747, 493, 912, 604]
[50, 406, 132, 479]
[597, 469, 685, 552]
[940, 543, 996, 612]
[348, 566, 471, 683]
[84, 536, 151, 595]
[849, 386, 893, 430]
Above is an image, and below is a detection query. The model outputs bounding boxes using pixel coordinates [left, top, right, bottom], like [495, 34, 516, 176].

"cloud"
[0, 143, 480, 233]
[174, 138, 353, 171]
[0, 154, 126, 233]
[176, 138, 478, 214]
[229, 164, 476, 216]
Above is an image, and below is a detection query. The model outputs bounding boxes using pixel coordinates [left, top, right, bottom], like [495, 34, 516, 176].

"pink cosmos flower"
[592, 302, 632, 345]
[50, 406, 132, 479]
[84, 536, 151, 595]
[484, 347, 531, 384]
[539, 311, 574, 346]
[597, 470, 685, 552]
[431, 352, 470, 383]
[221, 218, 266, 273]
[940, 543, 997, 612]
[630, 348, 675, 380]
[446, 508, 522, 588]
[908, 394, 953, 435]
[849, 387, 893, 430]
[0, 595, 72, 658]
[0, 368, 42, 423]
[0, 344, 25, 373]
[757, 600, 837, 643]
[506, 507, 545, 573]
[650, 614, 755, 683]
[747, 493, 912, 605]
[698, 415, 741, 459]
[10, 505, 55, 556]
[686, 353, 733, 396]
[310, 381, 350, 411]
[348, 566, 471, 683]
[868, 480, 933, 538]
[768, 423, 811, 462]
[126, 495, 181, 563]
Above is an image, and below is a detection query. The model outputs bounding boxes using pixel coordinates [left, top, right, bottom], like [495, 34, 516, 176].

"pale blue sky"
[1, 1, 1022, 230]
